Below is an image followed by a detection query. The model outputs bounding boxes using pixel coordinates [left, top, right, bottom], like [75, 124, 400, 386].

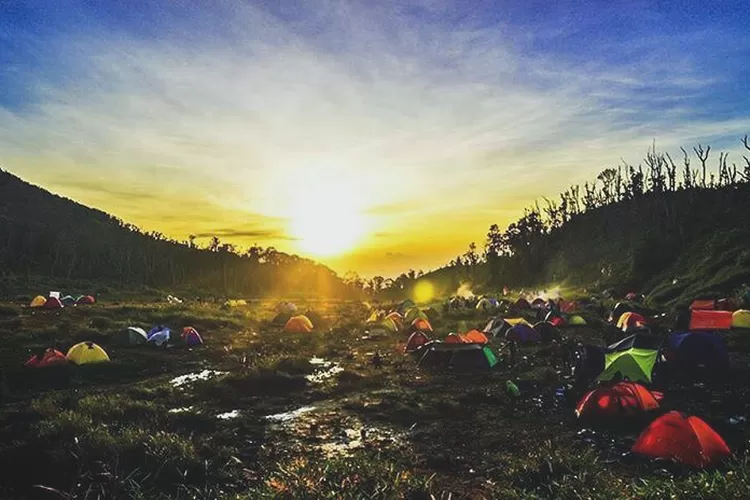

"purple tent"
[505, 324, 542, 343]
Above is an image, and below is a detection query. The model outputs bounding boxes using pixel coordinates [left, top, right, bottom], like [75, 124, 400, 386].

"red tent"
[625, 292, 638, 301]
[548, 316, 566, 327]
[445, 333, 465, 344]
[24, 349, 68, 368]
[632, 411, 731, 468]
[43, 297, 63, 309]
[576, 382, 661, 420]
[559, 300, 578, 313]
[690, 299, 716, 310]
[77, 295, 96, 305]
[689, 310, 733, 331]
[404, 331, 430, 353]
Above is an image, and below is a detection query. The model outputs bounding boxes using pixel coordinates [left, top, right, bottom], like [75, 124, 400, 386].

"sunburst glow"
[289, 179, 368, 257]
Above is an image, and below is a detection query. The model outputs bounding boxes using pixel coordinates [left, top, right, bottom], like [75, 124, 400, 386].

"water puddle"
[264, 403, 406, 458]
[306, 357, 344, 384]
[168, 406, 194, 414]
[265, 405, 318, 422]
[170, 369, 227, 387]
[217, 409, 241, 420]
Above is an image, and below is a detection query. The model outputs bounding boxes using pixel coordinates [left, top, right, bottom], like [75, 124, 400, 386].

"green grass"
[0, 296, 748, 498]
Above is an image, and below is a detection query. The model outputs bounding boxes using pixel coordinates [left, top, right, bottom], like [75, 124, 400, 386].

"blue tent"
[666, 332, 729, 369]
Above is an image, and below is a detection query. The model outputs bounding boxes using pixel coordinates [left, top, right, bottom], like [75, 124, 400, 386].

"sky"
[1, 0, 750, 277]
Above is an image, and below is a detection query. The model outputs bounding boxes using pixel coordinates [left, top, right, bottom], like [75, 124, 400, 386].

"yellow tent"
[367, 310, 385, 324]
[732, 309, 750, 329]
[569, 315, 588, 326]
[66, 342, 110, 365]
[284, 315, 314, 333]
[30, 296, 46, 308]
[224, 299, 247, 307]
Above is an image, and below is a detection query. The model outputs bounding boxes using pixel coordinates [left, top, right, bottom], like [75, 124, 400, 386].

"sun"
[288, 180, 368, 256]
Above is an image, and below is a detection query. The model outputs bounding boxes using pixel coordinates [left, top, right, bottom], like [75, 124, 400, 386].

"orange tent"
[284, 315, 314, 333]
[576, 382, 660, 420]
[690, 299, 716, 310]
[689, 310, 733, 331]
[445, 333, 465, 343]
[462, 330, 489, 344]
[411, 318, 433, 333]
[632, 411, 731, 468]
[617, 311, 648, 332]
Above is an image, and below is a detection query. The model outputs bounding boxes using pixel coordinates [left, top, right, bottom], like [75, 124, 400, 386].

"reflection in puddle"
[306, 357, 344, 384]
[265, 405, 318, 422]
[217, 409, 241, 420]
[170, 369, 227, 387]
[168, 406, 194, 413]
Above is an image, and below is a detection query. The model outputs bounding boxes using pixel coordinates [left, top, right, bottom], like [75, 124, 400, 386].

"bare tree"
[693, 143, 710, 187]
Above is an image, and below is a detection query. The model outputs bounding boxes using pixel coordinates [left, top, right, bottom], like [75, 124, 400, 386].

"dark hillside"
[0, 169, 353, 298]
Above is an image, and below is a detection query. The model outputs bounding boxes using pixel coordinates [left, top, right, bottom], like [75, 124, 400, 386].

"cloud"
[1, 1, 749, 275]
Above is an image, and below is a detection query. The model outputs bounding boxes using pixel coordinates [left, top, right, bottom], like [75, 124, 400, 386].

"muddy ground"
[0, 298, 748, 499]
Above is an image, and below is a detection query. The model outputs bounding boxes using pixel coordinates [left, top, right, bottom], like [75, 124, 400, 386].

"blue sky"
[1, 1, 750, 276]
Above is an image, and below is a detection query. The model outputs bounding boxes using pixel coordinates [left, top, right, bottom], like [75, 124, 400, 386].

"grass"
[0, 295, 749, 498]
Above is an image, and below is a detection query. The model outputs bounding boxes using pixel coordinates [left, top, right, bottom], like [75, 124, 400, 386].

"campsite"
[1, 289, 750, 499]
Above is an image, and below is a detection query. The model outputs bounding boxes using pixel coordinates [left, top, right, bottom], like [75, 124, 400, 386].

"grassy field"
[0, 296, 749, 499]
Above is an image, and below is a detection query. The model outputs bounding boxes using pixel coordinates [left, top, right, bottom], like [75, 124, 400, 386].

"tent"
[386, 311, 404, 322]
[575, 382, 660, 420]
[665, 332, 728, 370]
[43, 297, 63, 309]
[181, 327, 204, 347]
[30, 295, 46, 308]
[483, 317, 511, 338]
[690, 299, 716, 310]
[284, 315, 314, 333]
[506, 317, 533, 327]
[405, 331, 431, 353]
[689, 310, 733, 331]
[277, 302, 298, 314]
[463, 329, 489, 344]
[546, 314, 567, 327]
[476, 297, 496, 311]
[531, 298, 546, 309]
[304, 310, 326, 329]
[117, 327, 148, 345]
[560, 300, 579, 313]
[732, 309, 750, 328]
[225, 299, 248, 307]
[532, 321, 561, 342]
[66, 342, 110, 365]
[625, 292, 638, 301]
[609, 302, 636, 323]
[568, 315, 587, 326]
[445, 333, 465, 344]
[24, 348, 68, 368]
[411, 318, 433, 333]
[77, 295, 95, 305]
[597, 348, 658, 383]
[272, 312, 292, 326]
[617, 311, 648, 332]
[574, 344, 606, 382]
[506, 324, 541, 343]
[61, 295, 77, 307]
[715, 298, 738, 311]
[418, 342, 497, 371]
[404, 307, 428, 324]
[632, 411, 731, 468]
[399, 299, 416, 312]
[147, 326, 171, 347]
[513, 298, 531, 310]
[607, 333, 663, 353]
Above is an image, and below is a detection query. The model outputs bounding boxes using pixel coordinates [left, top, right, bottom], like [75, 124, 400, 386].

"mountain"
[0, 169, 354, 298]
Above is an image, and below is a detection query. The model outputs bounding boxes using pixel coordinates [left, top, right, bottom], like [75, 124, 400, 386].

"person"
[508, 340, 518, 368]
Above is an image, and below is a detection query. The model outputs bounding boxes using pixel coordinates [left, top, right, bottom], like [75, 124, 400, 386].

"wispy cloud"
[1, 1, 748, 275]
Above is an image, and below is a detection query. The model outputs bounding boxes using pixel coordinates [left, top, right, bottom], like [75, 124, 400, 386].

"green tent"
[568, 315, 588, 326]
[597, 347, 658, 383]
[404, 307, 428, 324]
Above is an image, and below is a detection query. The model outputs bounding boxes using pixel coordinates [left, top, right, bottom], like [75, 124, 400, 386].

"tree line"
[0, 170, 359, 298]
